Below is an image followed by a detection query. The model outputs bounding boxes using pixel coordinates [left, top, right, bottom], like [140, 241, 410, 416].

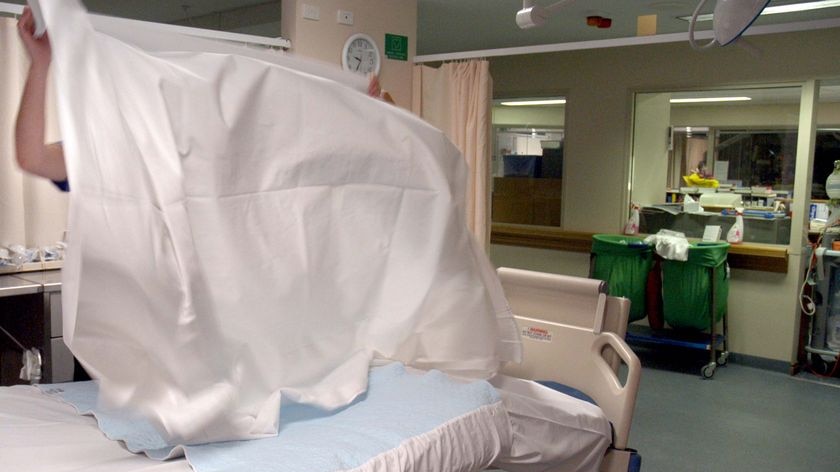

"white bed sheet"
[0, 374, 611, 472]
[41, 0, 522, 445]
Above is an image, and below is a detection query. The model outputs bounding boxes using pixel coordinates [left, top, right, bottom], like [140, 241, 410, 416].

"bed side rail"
[502, 316, 640, 450]
[497, 267, 608, 333]
[497, 267, 641, 451]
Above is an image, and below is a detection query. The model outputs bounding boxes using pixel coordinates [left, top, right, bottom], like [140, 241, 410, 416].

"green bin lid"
[682, 241, 729, 267]
[591, 234, 652, 256]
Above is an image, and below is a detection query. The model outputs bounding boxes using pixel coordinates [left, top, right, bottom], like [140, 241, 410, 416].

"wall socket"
[337, 10, 354, 25]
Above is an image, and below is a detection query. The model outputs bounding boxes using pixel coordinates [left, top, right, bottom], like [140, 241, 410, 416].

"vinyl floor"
[629, 346, 840, 472]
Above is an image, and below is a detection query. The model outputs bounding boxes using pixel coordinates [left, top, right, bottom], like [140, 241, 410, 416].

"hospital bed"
[0, 268, 640, 472]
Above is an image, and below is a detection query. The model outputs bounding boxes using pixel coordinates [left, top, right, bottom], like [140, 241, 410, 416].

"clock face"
[342, 33, 380, 75]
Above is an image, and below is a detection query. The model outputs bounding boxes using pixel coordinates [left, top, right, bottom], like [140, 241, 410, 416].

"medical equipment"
[804, 248, 840, 375]
[0, 268, 642, 472]
[516, 0, 577, 29]
[688, 0, 770, 50]
[802, 162, 840, 375]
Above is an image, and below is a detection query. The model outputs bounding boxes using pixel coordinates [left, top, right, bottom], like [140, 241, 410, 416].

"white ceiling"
[6, 0, 840, 53]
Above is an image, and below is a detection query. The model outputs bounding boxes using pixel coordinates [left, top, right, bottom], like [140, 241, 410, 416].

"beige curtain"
[0, 18, 67, 251]
[412, 60, 492, 249]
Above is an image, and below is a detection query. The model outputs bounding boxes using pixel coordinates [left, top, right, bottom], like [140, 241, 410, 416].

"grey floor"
[628, 347, 840, 472]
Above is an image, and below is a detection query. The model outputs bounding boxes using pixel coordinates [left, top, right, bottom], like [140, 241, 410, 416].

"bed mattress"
[0, 365, 611, 472]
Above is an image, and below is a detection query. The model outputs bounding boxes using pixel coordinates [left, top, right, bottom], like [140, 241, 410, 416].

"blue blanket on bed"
[39, 363, 500, 471]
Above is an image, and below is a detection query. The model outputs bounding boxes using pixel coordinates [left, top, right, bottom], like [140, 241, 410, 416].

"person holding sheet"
[13, 5, 392, 382]
[15, 6, 392, 192]
[14, 7, 67, 190]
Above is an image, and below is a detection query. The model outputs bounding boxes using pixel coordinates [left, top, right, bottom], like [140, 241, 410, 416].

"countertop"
[12, 270, 62, 293]
[0, 270, 62, 297]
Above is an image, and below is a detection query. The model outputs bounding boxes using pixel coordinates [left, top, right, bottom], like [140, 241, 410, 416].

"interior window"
[631, 86, 805, 245]
[813, 80, 840, 200]
[13, 0, 285, 37]
[491, 98, 565, 228]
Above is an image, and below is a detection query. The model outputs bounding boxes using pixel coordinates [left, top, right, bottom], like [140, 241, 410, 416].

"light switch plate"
[302, 3, 320, 21]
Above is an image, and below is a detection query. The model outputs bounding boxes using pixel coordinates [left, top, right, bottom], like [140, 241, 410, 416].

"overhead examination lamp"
[688, 0, 770, 50]
[516, 0, 577, 29]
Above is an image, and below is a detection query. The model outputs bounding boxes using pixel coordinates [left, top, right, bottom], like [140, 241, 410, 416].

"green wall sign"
[385, 33, 408, 61]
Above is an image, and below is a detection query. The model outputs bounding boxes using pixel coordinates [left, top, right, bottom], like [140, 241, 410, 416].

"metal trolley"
[592, 238, 730, 378]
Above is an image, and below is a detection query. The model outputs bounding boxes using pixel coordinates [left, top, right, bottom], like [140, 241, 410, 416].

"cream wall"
[281, 0, 416, 109]
[488, 27, 840, 363]
[671, 102, 840, 127]
[490, 244, 590, 278]
[492, 106, 566, 127]
[631, 93, 671, 206]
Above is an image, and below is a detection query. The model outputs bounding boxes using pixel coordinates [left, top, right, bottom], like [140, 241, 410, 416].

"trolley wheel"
[810, 353, 830, 375]
[717, 351, 729, 366]
[701, 362, 717, 379]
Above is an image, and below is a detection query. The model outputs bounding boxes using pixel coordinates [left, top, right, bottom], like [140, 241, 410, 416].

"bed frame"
[0, 266, 640, 472]
[497, 267, 642, 472]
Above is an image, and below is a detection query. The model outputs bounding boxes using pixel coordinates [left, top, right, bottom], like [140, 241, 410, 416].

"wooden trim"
[726, 243, 789, 273]
[491, 224, 593, 253]
[490, 224, 789, 273]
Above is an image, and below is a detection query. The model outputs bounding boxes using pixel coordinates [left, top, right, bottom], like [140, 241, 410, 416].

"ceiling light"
[670, 97, 752, 103]
[680, 0, 840, 21]
[500, 99, 567, 106]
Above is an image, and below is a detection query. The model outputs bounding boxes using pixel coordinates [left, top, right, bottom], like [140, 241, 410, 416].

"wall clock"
[341, 33, 381, 75]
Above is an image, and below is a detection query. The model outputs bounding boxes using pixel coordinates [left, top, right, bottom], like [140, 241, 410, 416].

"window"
[491, 98, 565, 228]
[813, 80, 840, 200]
[79, 1, 282, 37]
[631, 86, 804, 245]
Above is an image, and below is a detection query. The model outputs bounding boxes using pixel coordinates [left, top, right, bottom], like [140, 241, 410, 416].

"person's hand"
[17, 7, 51, 69]
[367, 74, 382, 98]
[367, 74, 395, 104]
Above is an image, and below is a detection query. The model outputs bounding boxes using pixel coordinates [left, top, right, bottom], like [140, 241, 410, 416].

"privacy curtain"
[0, 18, 67, 250]
[42, 0, 521, 446]
[412, 61, 493, 248]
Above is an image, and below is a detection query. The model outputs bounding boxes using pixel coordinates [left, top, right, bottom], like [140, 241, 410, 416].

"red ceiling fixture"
[586, 15, 612, 28]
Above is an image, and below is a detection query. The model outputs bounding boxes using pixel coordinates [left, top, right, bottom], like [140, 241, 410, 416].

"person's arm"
[14, 7, 66, 182]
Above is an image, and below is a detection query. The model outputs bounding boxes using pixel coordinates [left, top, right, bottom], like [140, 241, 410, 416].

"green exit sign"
[385, 33, 408, 61]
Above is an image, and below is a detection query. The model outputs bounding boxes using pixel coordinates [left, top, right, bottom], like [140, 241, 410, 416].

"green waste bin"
[591, 234, 653, 322]
[662, 242, 729, 331]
